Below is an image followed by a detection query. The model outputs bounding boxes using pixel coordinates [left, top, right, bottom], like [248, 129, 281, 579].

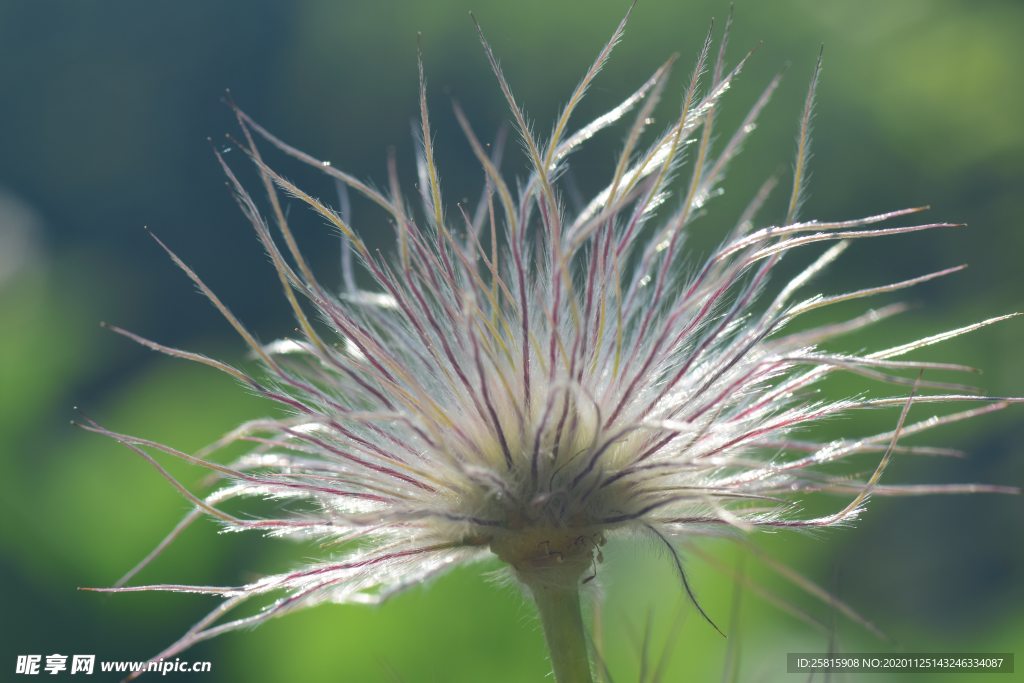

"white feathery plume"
[80, 8, 1020, 681]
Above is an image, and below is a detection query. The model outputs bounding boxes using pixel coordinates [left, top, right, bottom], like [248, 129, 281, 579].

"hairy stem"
[530, 582, 593, 683]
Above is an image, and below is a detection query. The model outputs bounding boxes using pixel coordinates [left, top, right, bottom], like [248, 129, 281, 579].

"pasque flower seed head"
[82, 7, 1021, 681]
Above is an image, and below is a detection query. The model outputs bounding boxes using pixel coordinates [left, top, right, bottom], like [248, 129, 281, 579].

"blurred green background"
[1, 0, 1022, 680]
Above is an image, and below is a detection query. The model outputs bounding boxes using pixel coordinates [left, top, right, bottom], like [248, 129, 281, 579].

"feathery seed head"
[84, 8, 1021, 678]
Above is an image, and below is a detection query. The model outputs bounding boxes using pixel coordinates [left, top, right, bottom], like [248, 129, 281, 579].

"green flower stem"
[530, 582, 593, 683]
